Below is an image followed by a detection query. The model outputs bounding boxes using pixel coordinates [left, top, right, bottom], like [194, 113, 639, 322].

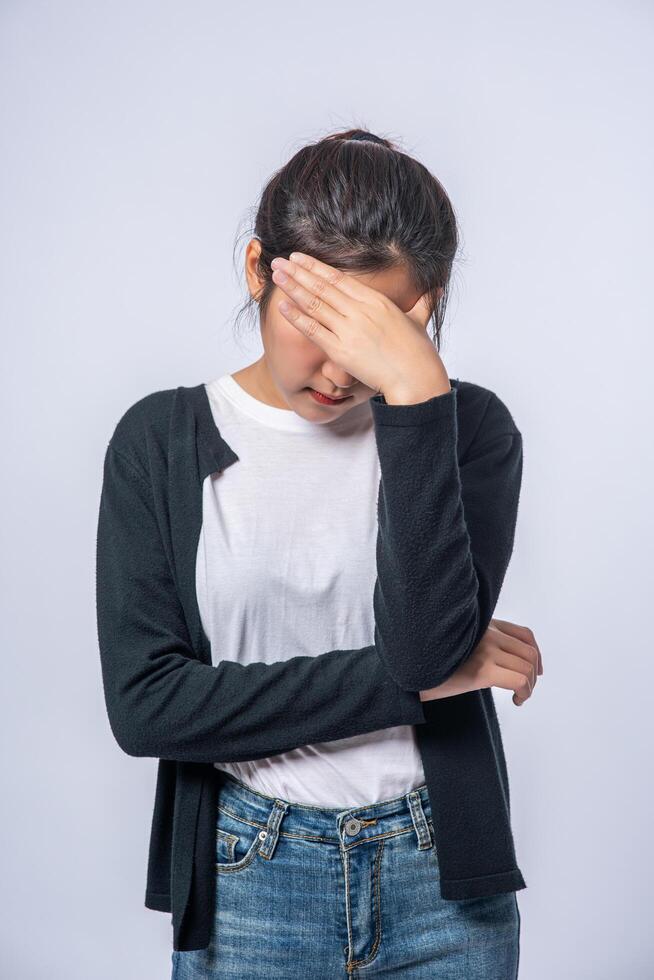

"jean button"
[344, 818, 361, 836]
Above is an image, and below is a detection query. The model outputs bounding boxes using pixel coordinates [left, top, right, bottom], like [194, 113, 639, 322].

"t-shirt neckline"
[211, 373, 364, 432]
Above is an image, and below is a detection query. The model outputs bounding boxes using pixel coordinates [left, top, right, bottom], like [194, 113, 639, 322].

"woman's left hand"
[271, 252, 452, 403]
[419, 618, 543, 706]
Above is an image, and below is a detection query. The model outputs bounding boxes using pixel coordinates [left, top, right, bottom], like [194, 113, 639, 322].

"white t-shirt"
[196, 373, 426, 807]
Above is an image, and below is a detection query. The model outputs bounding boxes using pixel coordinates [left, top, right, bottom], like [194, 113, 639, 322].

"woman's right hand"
[419, 618, 542, 707]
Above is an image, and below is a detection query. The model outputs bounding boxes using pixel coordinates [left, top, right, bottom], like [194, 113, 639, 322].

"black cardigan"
[95, 377, 527, 952]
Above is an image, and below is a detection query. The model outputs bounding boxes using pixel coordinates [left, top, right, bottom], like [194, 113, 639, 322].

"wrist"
[381, 360, 451, 405]
[382, 380, 452, 405]
[420, 674, 458, 701]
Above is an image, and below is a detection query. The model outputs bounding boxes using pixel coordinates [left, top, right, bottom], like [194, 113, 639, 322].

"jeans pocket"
[215, 806, 267, 874]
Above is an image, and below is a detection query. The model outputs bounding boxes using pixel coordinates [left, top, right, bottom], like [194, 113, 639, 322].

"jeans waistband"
[214, 769, 433, 852]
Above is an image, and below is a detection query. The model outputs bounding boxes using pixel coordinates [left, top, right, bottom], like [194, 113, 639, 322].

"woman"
[96, 128, 541, 978]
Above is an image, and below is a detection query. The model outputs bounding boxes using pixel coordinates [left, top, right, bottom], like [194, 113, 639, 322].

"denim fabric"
[172, 770, 520, 978]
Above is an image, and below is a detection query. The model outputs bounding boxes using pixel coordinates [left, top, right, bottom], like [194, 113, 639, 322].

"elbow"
[117, 733, 149, 758]
[376, 606, 482, 693]
[107, 709, 152, 758]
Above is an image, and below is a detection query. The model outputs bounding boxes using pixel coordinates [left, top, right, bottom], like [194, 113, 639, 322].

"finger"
[405, 291, 433, 330]
[493, 631, 539, 685]
[272, 264, 344, 332]
[277, 298, 338, 354]
[491, 618, 543, 675]
[289, 251, 380, 304]
[489, 664, 534, 706]
[273, 256, 352, 318]
[496, 650, 536, 695]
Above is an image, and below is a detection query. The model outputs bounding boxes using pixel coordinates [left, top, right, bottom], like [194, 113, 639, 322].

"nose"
[322, 365, 358, 390]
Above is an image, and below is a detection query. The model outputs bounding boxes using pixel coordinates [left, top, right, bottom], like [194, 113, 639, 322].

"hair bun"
[347, 130, 387, 146]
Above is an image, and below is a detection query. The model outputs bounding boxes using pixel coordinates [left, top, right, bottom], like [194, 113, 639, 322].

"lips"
[308, 388, 353, 405]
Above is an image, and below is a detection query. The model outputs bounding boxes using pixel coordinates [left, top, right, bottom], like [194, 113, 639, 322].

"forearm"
[99, 641, 428, 764]
[369, 384, 522, 692]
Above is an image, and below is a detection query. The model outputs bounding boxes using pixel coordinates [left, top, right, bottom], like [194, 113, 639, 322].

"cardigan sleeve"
[370, 384, 523, 691]
[95, 442, 427, 764]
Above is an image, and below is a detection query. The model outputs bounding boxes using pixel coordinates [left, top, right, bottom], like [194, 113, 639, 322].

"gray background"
[1, 1, 652, 977]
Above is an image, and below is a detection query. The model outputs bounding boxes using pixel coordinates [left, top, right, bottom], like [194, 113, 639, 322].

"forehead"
[349, 263, 420, 311]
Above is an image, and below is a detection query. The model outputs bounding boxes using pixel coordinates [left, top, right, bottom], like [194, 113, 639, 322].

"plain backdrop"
[1, 1, 652, 977]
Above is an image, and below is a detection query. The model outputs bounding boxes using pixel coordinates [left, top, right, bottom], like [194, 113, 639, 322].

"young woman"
[96, 127, 541, 979]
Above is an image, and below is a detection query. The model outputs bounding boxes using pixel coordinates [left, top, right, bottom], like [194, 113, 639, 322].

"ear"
[244, 238, 266, 301]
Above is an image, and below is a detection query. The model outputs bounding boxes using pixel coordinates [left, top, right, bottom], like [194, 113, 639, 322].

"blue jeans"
[172, 770, 521, 979]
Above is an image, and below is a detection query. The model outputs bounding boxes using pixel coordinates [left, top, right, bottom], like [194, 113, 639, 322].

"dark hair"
[232, 126, 459, 351]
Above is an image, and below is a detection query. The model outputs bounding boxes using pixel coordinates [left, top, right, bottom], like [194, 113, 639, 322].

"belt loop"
[407, 790, 431, 851]
[258, 798, 290, 861]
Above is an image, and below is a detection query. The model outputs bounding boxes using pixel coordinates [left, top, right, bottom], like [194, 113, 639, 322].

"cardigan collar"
[181, 382, 240, 480]
[181, 377, 462, 482]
